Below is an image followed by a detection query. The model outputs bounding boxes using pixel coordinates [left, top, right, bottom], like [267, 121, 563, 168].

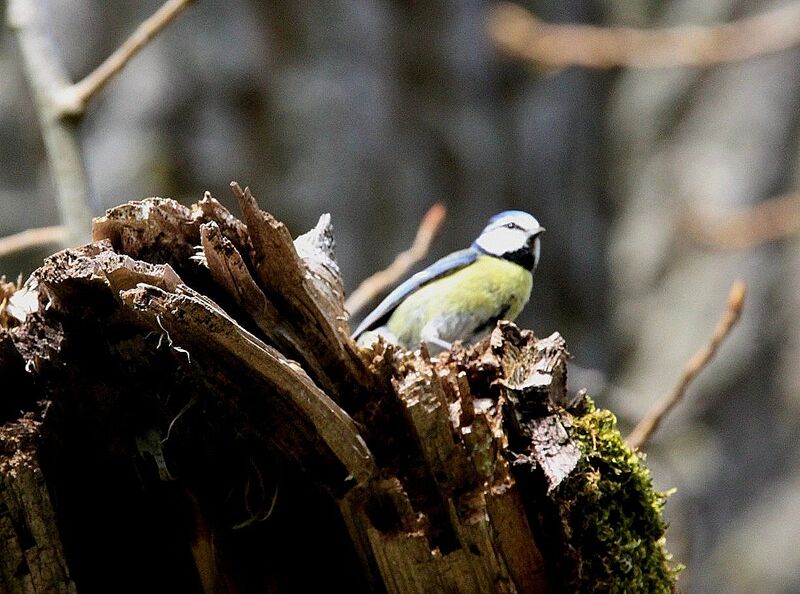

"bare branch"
[0, 226, 67, 258]
[681, 192, 800, 250]
[345, 203, 447, 317]
[57, 0, 197, 116]
[8, 0, 94, 246]
[7, 0, 194, 250]
[489, 2, 800, 71]
[627, 280, 747, 451]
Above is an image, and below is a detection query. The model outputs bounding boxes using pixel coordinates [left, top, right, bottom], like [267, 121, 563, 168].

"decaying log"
[0, 188, 678, 593]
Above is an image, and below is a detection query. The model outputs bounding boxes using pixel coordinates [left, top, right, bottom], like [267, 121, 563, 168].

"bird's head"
[472, 210, 545, 271]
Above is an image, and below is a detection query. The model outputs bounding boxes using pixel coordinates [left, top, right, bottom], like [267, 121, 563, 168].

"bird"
[352, 210, 544, 352]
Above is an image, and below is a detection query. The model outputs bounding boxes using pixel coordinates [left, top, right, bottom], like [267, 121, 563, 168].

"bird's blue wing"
[352, 248, 479, 338]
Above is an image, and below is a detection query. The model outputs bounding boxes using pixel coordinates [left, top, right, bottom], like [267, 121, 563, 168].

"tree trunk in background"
[607, 2, 800, 592]
[0, 194, 676, 593]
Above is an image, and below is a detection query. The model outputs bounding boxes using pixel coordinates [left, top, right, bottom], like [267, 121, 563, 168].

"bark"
[0, 192, 675, 593]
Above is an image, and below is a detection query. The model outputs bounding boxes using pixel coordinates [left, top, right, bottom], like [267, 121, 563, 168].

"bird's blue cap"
[489, 210, 534, 224]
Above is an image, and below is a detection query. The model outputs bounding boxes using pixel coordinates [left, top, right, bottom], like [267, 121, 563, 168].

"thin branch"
[7, 0, 194, 249]
[681, 192, 800, 250]
[627, 280, 747, 451]
[57, 0, 197, 116]
[489, 2, 800, 71]
[345, 203, 447, 318]
[8, 0, 94, 247]
[0, 226, 67, 258]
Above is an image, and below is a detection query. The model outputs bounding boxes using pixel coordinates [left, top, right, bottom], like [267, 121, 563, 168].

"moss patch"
[552, 398, 681, 593]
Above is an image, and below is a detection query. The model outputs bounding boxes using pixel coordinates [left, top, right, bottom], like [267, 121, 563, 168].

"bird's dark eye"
[505, 222, 517, 229]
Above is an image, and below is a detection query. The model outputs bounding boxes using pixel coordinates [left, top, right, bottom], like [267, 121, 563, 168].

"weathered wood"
[230, 183, 373, 396]
[120, 282, 376, 488]
[0, 409, 76, 594]
[293, 212, 347, 332]
[199, 220, 336, 393]
[0, 191, 678, 593]
[493, 324, 580, 493]
[194, 191, 251, 254]
[330, 334, 560, 594]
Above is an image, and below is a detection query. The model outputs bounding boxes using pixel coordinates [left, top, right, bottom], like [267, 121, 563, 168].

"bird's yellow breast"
[387, 255, 533, 346]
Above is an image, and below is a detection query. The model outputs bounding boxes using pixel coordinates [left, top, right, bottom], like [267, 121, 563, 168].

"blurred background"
[2, 0, 800, 591]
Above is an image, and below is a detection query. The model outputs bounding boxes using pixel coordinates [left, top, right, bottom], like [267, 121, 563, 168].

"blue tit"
[352, 210, 544, 352]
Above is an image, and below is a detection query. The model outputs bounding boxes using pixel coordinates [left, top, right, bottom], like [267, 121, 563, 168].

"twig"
[489, 2, 800, 70]
[7, 0, 194, 248]
[345, 203, 447, 317]
[57, 0, 197, 116]
[681, 193, 800, 250]
[627, 280, 747, 451]
[0, 226, 67, 258]
[8, 0, 94, 246]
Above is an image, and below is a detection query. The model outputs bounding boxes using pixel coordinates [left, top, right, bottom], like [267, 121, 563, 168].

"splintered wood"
[339, 333, 561, 594]
[0, 409, 76, 593]
[0, 186, 592, 593]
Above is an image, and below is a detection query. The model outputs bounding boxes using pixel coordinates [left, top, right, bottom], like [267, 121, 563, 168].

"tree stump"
[0, 187, 678, 593]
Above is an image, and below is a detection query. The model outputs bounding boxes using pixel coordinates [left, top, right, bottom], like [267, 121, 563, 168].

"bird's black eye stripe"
[505, 222, 520, 229]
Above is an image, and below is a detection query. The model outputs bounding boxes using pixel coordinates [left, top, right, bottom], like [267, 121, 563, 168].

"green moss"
[552, 398, 681, 593]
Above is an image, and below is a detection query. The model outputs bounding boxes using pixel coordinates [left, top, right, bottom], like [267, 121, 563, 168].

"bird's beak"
[525, 226, 544, 247]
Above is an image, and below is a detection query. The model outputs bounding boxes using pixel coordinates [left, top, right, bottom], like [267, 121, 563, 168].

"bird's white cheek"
[476, 228, 524, 256]
[533, 238, 541, 270]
